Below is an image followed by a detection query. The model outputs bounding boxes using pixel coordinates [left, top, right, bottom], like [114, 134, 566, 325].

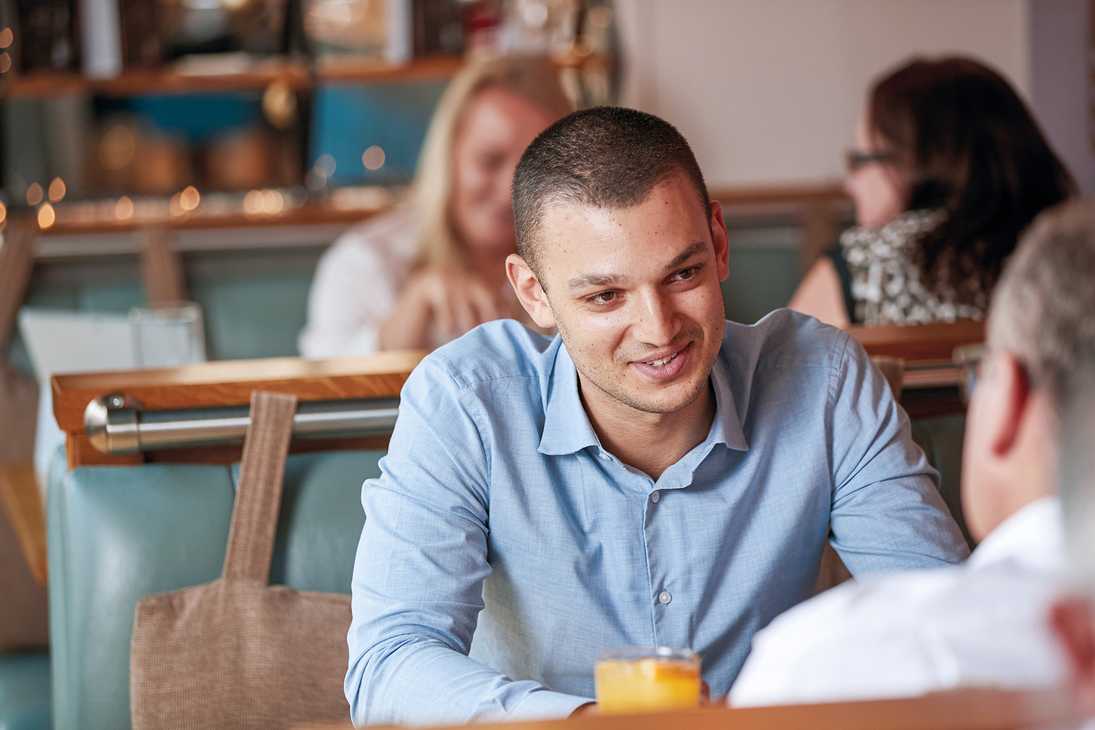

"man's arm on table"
[345, 359, 591, 726]
[827, 334, 970, 571]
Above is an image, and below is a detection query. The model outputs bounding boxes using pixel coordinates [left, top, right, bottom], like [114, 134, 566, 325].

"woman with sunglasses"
[790, 56, 1075, 328]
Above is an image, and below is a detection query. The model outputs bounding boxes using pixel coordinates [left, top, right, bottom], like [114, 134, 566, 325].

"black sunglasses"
[845, 148, 895, 173]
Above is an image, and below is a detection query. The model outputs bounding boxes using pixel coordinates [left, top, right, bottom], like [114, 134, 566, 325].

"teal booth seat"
[8, 246, 325, 379]
[0, 653, 51, 730]
[47, 449, 383, 730]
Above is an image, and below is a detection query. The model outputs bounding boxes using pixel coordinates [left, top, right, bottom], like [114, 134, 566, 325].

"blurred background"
[1, 5, 1092, 725]
[2, 1, 1090, 359]
[0, 0, 1090, 427]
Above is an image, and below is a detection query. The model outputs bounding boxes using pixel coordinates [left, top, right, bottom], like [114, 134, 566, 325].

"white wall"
[616, 0, 1033, 187]
[1028, 0, 1095, 192]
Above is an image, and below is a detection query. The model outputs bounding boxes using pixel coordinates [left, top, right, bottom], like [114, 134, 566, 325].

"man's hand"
[380, 267, 512, 350]
[412, 267, 506, 341]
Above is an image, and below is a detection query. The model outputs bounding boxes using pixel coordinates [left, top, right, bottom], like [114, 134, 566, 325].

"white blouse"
[298, 207, 420, 358]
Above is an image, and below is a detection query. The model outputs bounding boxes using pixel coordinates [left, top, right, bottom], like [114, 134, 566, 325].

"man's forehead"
[537, 182, 706, 251]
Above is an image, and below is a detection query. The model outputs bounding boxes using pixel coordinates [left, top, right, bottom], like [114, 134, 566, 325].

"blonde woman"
[299, 56, 572, 357]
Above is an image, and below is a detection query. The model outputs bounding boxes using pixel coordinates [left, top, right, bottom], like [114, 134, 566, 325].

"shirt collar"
[538, 340, 749, 456]
[968, 496, 1063, 572]
[538, 342, 601, 456]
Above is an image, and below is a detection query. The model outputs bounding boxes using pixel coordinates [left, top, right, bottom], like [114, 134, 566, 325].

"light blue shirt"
[346, 311, 969, 725]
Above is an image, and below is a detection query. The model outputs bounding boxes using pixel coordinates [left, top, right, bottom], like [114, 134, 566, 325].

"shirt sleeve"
[826, 333, 970, 572]
[344, 359, 591, 726]
[298, 226, 404, 359]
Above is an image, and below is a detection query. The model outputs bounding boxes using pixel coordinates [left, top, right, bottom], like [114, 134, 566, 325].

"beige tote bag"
[0, 221, 49, 650]
[130, 392, 351, 729]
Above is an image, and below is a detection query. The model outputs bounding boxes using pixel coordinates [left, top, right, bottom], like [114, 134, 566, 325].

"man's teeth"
[645, 351, 678, 367]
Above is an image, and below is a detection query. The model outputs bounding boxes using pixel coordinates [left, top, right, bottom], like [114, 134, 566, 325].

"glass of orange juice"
[594, 646, 701, 714]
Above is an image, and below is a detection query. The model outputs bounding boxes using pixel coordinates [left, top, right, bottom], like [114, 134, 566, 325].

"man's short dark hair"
[512, 107, 711, 275]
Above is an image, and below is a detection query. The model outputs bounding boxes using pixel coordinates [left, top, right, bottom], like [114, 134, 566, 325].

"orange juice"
[595, 648, 701, 714]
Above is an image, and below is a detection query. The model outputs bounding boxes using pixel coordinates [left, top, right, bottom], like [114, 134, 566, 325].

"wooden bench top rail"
[52, 351, 423, 468]
[313, 687, 1080, 730]
[847, 320, 986, 419]
[849, 320, 986, 362]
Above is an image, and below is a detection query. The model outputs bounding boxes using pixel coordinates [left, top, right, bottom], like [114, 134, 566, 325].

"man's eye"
[675, 266, 700, 281]
[588, 291, 618, 305]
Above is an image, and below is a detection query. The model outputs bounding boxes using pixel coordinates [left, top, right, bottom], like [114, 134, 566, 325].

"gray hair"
[988, 198, 1095, 411]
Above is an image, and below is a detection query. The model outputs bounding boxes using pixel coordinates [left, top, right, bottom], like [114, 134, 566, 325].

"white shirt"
[731, 497, 1068, 706]
[298, 206, 419, 358]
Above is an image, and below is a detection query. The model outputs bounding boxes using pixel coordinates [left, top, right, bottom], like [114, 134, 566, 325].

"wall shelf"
[1, 51, 603, 99]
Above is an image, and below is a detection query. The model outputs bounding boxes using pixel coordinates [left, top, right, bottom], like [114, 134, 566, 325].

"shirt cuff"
[509, 689, 594, 720]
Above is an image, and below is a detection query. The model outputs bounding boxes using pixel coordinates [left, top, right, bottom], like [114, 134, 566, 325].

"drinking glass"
[130, 301, 206, 368]
[594, 646, 701, 714]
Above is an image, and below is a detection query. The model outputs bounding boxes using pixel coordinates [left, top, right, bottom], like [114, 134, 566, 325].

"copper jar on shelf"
[158, 0, 289, 57]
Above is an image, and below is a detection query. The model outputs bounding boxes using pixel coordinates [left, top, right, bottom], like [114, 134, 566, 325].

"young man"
[345, 107, 966, 725]
[731, 198, 1095, 707]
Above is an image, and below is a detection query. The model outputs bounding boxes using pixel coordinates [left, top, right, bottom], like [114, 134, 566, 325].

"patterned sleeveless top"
[840, 210, 986, 326]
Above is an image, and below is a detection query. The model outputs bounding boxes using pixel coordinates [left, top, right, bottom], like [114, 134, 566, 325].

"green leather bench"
[0, 239, 329, 730]
[39, 351, 415, 730]
[47, 449, 382, 729]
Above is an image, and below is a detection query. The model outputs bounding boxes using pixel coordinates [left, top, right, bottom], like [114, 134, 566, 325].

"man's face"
[511, 174, 729, 421]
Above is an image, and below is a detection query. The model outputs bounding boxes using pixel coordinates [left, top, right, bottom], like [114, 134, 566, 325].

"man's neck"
[580, 381, 716, 481]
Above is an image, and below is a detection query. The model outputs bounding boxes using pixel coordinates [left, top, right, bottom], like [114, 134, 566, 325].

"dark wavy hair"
[868, 56, 1076, 307]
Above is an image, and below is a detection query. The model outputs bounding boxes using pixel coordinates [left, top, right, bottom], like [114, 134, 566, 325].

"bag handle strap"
[222, 391, 298, 583]
[0, 220, 36, 352]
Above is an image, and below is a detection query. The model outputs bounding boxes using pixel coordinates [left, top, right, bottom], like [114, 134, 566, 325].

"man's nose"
[633, 290, 681, 347]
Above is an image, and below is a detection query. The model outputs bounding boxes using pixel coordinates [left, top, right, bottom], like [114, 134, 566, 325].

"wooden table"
[296, 687, 1083, 730]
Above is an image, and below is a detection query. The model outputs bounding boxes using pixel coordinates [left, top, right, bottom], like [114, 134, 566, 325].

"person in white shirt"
[298, 56, 571, 358]
[731, 198, 1095, 706]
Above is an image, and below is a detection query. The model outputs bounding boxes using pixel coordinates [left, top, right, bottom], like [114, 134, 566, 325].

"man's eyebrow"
[663, 241, 707, 273]
[568, 273, 626, 291]
[566, 242, 709, 292]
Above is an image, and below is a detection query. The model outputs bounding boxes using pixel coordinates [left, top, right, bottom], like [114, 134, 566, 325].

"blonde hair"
[411, 55, 573, 269]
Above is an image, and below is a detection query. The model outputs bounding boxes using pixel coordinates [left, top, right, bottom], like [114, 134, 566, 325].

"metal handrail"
[84, 394, 399, 455]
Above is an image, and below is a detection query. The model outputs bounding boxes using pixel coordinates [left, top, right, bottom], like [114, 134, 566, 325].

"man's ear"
[986, 352, 1032, 457]
[506, 253, 556, 330]
[708, 201, 730, 281]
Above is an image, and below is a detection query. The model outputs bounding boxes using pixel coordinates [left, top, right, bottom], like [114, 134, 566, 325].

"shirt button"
[658, 590, 672, 606]
[650, 491, 660, 504]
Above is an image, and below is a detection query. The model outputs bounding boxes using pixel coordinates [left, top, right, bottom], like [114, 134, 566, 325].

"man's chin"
[620, 377, 708, 416]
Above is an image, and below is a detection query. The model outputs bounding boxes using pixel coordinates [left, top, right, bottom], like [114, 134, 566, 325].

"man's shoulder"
[412, 320, 557, 394]
[757, 557, 1059, 653]
[734, 562, 1063, 706]
[723, 308, 850, 375]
